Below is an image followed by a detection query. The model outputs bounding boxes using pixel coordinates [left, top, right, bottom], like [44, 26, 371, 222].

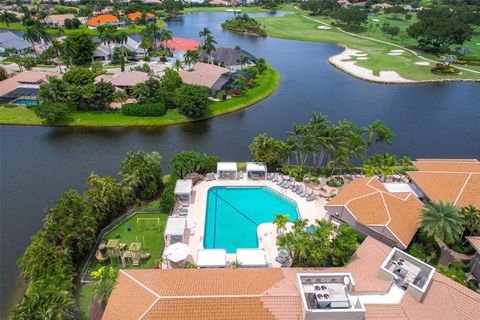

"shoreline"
[329, 45, 480, 84]
[0, 65, 280, 127]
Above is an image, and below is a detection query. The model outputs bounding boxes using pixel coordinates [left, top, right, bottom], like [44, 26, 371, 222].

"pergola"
[164, 217, 186, 243]
[236, 248, 268, 267]
[217, 162, 237, 179]
[196, 249, 227, 268]
[174, 179, 193, 203]
[246, 162, 267, 179]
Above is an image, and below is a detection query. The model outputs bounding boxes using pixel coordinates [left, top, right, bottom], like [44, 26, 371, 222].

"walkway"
[301, 15, 480, 76]
[438, 240, 474, 267]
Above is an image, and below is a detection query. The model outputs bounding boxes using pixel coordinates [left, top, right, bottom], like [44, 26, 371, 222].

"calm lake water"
[1, 11, 480, 316]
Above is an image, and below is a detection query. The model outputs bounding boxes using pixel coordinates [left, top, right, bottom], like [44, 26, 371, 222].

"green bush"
[122, 102, 167, 117]
[159, 179, 176, 212]
[327, 177, 345, 187]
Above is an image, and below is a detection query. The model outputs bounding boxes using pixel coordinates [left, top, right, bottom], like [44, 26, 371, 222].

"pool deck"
[174, 176, 328, 267]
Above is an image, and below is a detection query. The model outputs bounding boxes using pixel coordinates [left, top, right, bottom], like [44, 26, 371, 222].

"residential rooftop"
[179, 62, 230, 89]
[102, 237, 480, 320]
[407, 159, 480, 208]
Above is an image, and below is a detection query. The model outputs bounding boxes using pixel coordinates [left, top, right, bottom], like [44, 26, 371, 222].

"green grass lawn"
[75, 284, 93, 320]
[87, 213, 168, 276]
[183, 4, 296, 13]
[256, 13, 480, 81]
[0, 65, 279, 126]
[0, 20, 166, 36]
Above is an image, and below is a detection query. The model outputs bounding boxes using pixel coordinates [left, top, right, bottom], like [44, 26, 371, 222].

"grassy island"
[221, 14, 267, 37]
[0, 65, 280, 127]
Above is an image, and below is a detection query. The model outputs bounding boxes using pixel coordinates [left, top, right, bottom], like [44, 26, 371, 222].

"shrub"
[176, 84, 211, 119]
[33, 102, 72, 124]
[327, 177, 344, 187]
[122, 102, 166, 117]
[159, 179, 176, 212]
[243, 66, 258, 78]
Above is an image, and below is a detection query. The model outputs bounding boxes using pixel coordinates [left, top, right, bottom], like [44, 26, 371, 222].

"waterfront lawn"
[257, 13, 480, 81]
[87, 213, 168, 275]
[0, 65, 279, 126]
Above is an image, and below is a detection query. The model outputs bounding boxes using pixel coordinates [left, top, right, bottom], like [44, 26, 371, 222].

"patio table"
[129, 242, 142, 252]
[106, 239, 119, 249]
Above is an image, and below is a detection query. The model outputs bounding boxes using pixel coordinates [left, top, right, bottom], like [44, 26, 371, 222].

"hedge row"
[121, 102, 167, 117]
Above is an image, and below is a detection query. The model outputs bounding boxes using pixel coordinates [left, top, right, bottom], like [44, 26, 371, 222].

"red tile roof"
[158, 37, 201, 53]
[126, 11, 154, 22]
[87, 14, 119, 27]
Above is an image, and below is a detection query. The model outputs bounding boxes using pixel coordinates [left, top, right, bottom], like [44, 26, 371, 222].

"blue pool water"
[204, 186, 299, 253]
[14, 99, 38, 105]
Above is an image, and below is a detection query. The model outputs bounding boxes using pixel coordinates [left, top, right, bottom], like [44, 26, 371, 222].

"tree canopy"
[120, 151, 163, 199]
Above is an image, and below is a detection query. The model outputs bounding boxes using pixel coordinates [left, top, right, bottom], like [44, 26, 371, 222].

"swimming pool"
[204, 186, 299, 253]
[13, 99, 38, 105]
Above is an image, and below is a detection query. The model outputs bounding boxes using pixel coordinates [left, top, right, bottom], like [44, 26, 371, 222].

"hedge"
[121, 102, 166, 117]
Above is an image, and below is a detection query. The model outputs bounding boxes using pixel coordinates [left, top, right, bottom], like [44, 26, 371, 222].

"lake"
[1, 11, 479, 316]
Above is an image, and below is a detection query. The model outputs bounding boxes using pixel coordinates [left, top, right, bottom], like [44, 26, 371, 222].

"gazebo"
[174, 179, 193, 203]
[164, 217, 186, 244]
[217, 162, 237, 179]
[246, 162, 267, 179]
[236, 248, 268, 267]
[196, 249, 227, 268]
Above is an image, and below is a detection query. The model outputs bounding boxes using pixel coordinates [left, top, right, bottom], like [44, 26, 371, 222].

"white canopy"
[174, 179, 192, 195]
[165, 242, 189, 263]
[164, 217, 186, 240]
[236, 248, 268, 267]
[383, 183, 415, 193]
[174, 179, 193, 203]
[246, 162, 267, 172]
[196, 249, 227, 268]
[217, 162, 237, 179]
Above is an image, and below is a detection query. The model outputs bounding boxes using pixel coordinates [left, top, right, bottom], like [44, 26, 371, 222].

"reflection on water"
[1, 11, 480, 317]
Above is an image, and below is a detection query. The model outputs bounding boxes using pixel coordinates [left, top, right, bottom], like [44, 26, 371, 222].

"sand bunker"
[390, 49, 405, 53]
[372, 19, 380, 22]
[415, 62, 430, 66]
[388, 52, 403, 56]
[317, 26, 331, 30]
[356, 57, 368, 60]
[352, 53, 368, 57]
[226, 9, 241, 12]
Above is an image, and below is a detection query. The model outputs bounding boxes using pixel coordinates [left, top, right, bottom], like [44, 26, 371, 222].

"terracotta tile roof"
[467, 236, 480, 253]
[102, 271, 158, 320]
[102, 236, 480, 320]
[408, 159, 480, 208]
[87, 14, 119, 27]
[326, 177, 423, 246]
[96, 71, 150, 87]
[179, 62, 230, 89]
[0, 71, 59, 97]
[126, 11, 154, 22]
[46, 14, 75, 26]
[399, 272, 480, 320]
[158, 37, 201, 53]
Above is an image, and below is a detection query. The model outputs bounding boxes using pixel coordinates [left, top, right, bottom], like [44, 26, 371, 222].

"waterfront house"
[158, 37, 201, 59]
[125, 11, 155, 23]
[0, 31, 32, 56]
[87, 14, 123, 29]
[102, 236, 480, 320]
[350, 1, 367, 7]
[337, 0, 351, 6]
[93, 37, 145, 61]
[95, 71, 150, 94]
[179, 62, 231, 93]
[372, 3, 393, 9]
[0, 70, 59, 104]
[200, 47, 257, 71]
[45, 14, 75, 28]
[324, 176, 423, 249]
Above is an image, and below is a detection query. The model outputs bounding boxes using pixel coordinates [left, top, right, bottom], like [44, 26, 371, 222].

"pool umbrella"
[164, 242, 189, 263]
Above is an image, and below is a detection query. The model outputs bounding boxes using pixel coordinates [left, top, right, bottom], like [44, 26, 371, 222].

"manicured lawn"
[88, 213, 168, 275]
[0, 20, 166, 36]
[256, 13, 480, 81]
[183, 5, 290, 13]
[0, 65, 279, 126]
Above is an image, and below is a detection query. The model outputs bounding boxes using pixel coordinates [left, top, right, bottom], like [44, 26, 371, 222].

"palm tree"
[115, 30, 128, 71]
[230, 260, 242, 268]
[419, 201, 465, 244]
[114, 90, 128, 107]
[173, 59, 183, 72]
[141, 22, 161, 52]
[23, 24, 41, 56]
[50, 39, 64, 73]
[98, 25, 116, 61]
[273, 214, 289, 236]
[362, 119, 395, 147]
[203, 34, 217, 64]
[199, 27, 211, 45]
[459, 205, 480, 236]
[184, 49, 199, 69]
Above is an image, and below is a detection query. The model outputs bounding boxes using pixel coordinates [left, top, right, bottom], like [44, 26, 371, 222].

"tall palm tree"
[420, 201, 465, 244]
[113, 90, 128, 107]
[184, 49, 199, 70]
[115, 30, 128, 71]
[459, 205, 480, 236]
[141, 22, 161, 52]
[362, 119, 395, 147]
[203, 34, 217, 64]
[199, 27, 211, 45]
[173, 59, 183, 72]
[23, 24, 41, 56]
[159, 29, 173, 52]
[98, 25, 116, 61]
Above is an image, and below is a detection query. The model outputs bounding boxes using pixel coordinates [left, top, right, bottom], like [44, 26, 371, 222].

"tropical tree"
[173, 59, 183, 72]
[361, 119, 395, 147]
[91, 266, 118, 306]
[176, 84, 211, 118]
[203, 34, 217, 64]
[119, 151, 163, 199]
[199, 27, 211, 45]
[249, 133, 289, 169]
[459, 205, 480, 237]
[113, 90, 128, 107]
[98, 25, 117, 61]
[23, 24, 42, 56]
[141, 22, 161, 52]
[115, 30, 129, 71]
[33, 102, 72, 124]
[419, 201, 465, 244]
[273, 214, 289, 236]
[184, 49, 199, 69]
[159, 29, 173, 51]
